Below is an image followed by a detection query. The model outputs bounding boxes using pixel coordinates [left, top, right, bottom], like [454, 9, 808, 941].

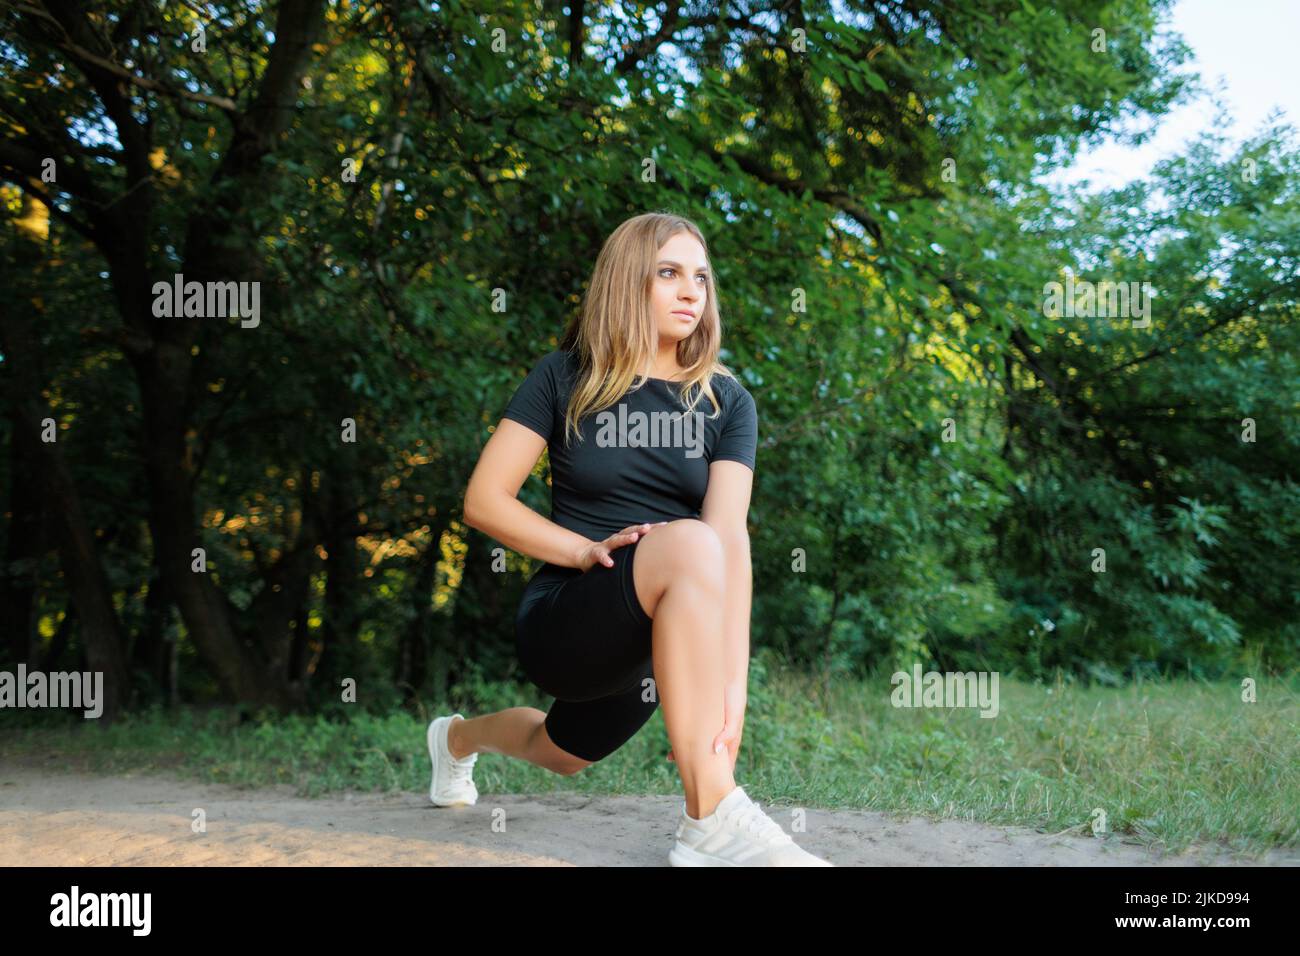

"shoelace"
[724, 801, 793, 845]
[446, 741, 477, 787]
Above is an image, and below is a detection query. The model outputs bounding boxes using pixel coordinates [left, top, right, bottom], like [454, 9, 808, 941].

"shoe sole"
[428, 717, 476, 807]
[668, 842, 745, 867]
[670, 836, 831, 867]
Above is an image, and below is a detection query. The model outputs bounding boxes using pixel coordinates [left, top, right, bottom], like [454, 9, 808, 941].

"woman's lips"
[672, 311, 696, 320]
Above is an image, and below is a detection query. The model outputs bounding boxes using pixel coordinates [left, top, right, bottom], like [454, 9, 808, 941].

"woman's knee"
[632, 519, 725, 619]
[532, 721, 595, 775]
[655, 519, 726, 577]
[554, 758, 594, 776]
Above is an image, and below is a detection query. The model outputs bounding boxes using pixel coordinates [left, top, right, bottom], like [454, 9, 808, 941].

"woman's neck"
[648, 348, 686, 381]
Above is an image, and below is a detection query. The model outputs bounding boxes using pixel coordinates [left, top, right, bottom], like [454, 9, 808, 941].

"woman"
[428, 211, 831, 867]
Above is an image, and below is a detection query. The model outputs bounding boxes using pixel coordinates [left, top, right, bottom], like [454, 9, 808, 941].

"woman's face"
[650, 232, 708, 348]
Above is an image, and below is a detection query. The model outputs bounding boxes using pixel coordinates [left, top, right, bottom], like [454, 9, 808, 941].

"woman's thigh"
[541, 657, 660, 763]
[515, 540, 661, 763]
[516, 539, 654, 703]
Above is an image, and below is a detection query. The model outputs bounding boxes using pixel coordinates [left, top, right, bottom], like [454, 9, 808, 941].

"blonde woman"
[427, 211, 831, 867]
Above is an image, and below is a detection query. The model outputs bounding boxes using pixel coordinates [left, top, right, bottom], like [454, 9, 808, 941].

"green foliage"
[0, 0, 1295, 711]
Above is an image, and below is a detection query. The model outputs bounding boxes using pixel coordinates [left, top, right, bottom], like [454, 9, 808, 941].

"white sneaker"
[427, 714, 478, 807]
[668, 785, 834, 866]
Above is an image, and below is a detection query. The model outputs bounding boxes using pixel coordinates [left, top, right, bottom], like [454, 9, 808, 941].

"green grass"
[3, 652, 1296, 857]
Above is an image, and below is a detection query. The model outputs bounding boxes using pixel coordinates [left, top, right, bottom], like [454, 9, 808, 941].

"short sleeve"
[501, 351, 560, 440]
[710, 379, 757, 470]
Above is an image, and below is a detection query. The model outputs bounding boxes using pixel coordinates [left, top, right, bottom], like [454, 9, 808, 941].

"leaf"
[859, 66, 888, 92]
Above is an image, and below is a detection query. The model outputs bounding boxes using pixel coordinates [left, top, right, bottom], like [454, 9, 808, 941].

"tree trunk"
[0, 402, 43, 665]
[395, 539, 441, 704]
[314, 464, 362, 698]
[134, 568, 174, 697]
[0, 216, 130, 720]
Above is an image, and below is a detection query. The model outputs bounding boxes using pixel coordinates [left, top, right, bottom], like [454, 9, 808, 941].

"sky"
[1047, 0, 1300, 191]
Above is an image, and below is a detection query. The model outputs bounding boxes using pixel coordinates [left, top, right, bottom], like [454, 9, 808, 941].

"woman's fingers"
[602, 522, 670, 565]
[616, 521, 667, 539]
[611, 526, 649, 547]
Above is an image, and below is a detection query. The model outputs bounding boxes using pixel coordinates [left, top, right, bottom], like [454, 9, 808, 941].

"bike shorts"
[514, 539, 658, 762]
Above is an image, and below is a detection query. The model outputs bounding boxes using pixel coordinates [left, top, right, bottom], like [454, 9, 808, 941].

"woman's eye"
[659, 267, 707, 282]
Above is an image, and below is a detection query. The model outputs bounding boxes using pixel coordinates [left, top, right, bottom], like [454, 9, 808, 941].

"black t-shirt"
[501, 348, 758, 547]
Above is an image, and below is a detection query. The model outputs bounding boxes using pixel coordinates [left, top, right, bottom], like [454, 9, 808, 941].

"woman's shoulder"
[529, 347, 581, 382]
[534, 347, 573, 368]
[707, 367, 755, 407]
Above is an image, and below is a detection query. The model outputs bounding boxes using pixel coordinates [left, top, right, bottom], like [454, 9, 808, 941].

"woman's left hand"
[667, 682, 746, 773]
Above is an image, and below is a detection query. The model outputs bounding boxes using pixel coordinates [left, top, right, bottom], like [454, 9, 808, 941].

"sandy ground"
[1, 759, 1295, 866]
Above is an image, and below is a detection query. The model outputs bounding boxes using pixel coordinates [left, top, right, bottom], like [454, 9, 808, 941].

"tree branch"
[47, 36, 237, 112]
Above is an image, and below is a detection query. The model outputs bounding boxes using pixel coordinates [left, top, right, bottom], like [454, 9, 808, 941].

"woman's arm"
[700, 460, 756, 689]
[463, 419, 594, 569]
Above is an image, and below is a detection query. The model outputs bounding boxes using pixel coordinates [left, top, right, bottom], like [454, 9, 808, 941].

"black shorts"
[514, 540, 657, 762]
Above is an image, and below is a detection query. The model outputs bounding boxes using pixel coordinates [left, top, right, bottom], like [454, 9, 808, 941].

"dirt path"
[1, 762, 1294, 866]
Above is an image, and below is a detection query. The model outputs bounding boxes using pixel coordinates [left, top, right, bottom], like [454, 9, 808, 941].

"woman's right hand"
[575, 522, 668, 572]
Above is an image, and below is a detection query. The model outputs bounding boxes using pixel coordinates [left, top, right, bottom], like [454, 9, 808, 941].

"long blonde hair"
[556, 211, 736, 446]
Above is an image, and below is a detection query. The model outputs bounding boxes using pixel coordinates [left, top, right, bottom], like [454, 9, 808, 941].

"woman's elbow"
[464, 487, 509, 531]
[462, 489, 483, 529]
